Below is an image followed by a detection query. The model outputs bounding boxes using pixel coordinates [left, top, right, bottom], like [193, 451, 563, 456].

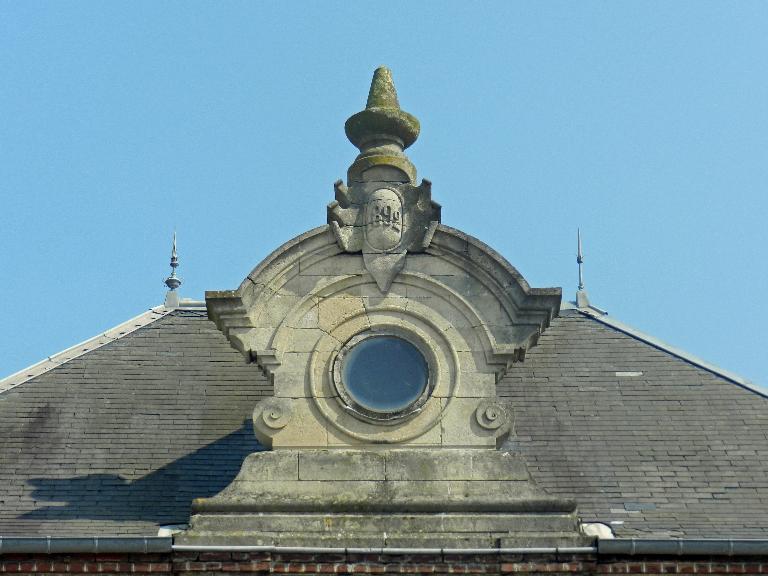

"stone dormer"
[182, 68, 585, 548]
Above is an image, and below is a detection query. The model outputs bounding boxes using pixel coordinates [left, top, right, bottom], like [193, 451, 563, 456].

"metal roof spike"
[163, 231, 182, 292]
[576, 228, 591, 309]
[577, 228, 584, 291]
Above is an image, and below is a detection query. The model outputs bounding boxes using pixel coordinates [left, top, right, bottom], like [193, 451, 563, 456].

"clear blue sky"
[2, 2, 767, 386]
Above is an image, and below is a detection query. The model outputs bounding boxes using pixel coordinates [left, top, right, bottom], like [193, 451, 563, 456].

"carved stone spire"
[344, 66, 420, 184]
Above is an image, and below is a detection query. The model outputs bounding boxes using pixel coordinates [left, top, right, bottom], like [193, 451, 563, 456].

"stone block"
[288, 301, 319, 328]
[272, 368, 308, 398]
[435, 302, 479, 330]
[438, 326, 474, 352]
[194, 478, 564, 513]
[384, 534, 496, 548]
[299, 253, 365, 276]
[324, 398, 443, 446]
[351, 281, 408, 298]
[403, 254, 463, 276]
[298, 450, 385, 480]
[244, 327, 278, 353]
[237, 451, 299, 481]
[468, 292, 507, 324]
[175, 528, 277, 547]
[257, 291, 302, 324]
[362, 294, 409, 313]
[458, 350, 491, 373]
[384, 449, 529, 481]
[273, 352, 312, 396]
[317, 309, 371, 345]
[254, 398, 329, 448]
[440, 398, 498, 447]
[276, 327, 327, 353]
[455, 372, 497, 398]
[317, 296, 367, 332]
[183, 511, 576, 538]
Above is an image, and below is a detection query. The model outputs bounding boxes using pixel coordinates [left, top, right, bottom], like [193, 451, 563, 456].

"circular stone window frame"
[332, 326, 437, 424]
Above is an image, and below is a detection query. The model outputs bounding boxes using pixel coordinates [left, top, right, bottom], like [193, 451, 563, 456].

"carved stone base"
[179, 449, 589, 548]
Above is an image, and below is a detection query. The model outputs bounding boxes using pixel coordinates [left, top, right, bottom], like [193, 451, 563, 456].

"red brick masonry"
[3, 552, 768, 575]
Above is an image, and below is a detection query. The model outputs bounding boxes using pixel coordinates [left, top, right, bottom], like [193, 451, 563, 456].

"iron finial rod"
[577, 228, 584, 291]
[164, 231, 182, 291]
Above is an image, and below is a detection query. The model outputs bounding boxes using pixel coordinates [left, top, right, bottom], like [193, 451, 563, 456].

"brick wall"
[0, 554, 171, 574]
[3, 552, 768, 575]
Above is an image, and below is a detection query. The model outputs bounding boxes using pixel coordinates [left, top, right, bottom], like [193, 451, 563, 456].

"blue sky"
[2, 2, 767, 386]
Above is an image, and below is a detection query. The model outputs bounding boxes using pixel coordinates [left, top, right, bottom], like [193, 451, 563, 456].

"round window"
[333, 332, 431, 421]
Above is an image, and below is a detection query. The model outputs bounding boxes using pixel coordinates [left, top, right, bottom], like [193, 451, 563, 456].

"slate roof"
[500, 308, 768, 538]
[1, 307, 767, 538]
[0, 309, 269, 536]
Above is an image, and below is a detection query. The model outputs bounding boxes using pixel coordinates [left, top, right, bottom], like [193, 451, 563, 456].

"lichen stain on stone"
[366, 66, 400, 109]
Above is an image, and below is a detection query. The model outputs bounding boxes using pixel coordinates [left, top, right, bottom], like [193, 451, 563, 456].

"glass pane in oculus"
[341, 336, 429, 413]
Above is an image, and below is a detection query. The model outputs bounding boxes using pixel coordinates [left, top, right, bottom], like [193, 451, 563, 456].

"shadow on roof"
[20, 420, 262, 525]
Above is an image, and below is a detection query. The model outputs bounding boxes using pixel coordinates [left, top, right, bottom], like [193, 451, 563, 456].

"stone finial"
[344, 67, 420, 184]
[366, 66, 400, 109]
[329, 68, 440, 293]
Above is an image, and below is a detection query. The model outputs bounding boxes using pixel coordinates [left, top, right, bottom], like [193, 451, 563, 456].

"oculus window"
[333, 332, 431, 421]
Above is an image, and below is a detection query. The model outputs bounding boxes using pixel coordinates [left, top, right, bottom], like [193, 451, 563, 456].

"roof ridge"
[561, 301, 767, 398]
[0, 305, 182, 394]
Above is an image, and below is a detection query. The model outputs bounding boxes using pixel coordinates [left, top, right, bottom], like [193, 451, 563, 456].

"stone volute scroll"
[188, 67, 588, 549]
[328, 66, 441, 293]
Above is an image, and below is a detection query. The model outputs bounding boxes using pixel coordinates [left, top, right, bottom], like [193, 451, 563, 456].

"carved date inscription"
[365, 188, 403, 251]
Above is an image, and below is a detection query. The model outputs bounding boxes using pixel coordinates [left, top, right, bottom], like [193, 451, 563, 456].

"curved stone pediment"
[206, 223, 560, 448]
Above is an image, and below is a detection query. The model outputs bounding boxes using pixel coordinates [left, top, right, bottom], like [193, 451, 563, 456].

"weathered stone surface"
[185, 512, 575, 534]
[298, 450, 384, 480]
[206, 225, 558, 449]
[189, 68, 575, 548]
[191, 449, 574, 514]
[253, 398, 329, 448]
[195, 479, 563, 513]
[344, 67, 420, 184]
[439, 398, 511, 447]
[236, 450, 298, 481]
[178, 510, 587, 548]
[384, 449, 528, 481]
[455, 372, 497, 398]
[179, 505, 587, 548]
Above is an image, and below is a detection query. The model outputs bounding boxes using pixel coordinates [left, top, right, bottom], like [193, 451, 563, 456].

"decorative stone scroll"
[257, 398, 293, 430]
